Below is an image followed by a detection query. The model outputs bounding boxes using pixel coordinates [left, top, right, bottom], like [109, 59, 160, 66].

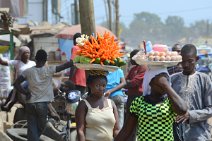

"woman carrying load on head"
[76, 70, 120, 141]
[115, 68, 188, 141]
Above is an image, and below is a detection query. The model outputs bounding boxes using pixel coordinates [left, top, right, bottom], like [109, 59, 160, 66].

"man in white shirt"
[14, 49, 74, 141]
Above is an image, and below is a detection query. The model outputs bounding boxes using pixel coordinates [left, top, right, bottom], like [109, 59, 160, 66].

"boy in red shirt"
[69, 33, 86, 95]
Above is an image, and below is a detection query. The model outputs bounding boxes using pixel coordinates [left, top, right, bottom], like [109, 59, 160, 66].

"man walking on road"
[14, 49, 74, 141]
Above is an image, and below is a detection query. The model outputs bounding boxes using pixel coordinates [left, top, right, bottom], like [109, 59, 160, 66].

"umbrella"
[55, 24, 117, 39]
[0, 34, 21, 46]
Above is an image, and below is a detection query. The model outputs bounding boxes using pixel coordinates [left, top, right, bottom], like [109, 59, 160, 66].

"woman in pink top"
[76, 72, 120, 141]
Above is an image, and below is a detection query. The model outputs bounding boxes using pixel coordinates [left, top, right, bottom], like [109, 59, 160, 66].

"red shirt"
[125, 65, 146, 96]
[70, 46, 86, 87]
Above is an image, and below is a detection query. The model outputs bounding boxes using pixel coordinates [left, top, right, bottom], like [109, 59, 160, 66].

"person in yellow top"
[75, 71, 120, 141]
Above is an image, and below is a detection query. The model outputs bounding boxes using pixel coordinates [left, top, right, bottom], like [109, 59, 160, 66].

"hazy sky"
[94, 0, 212, 26]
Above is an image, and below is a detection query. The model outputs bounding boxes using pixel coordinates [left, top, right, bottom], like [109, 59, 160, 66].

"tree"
[164, 16, 185, 44]
[190, 20, 211, 38]
[124, 12, 164, 46]
[114, 0, 120, 38]
[119, 12, 212, 47]
[100, 21, 127, 38]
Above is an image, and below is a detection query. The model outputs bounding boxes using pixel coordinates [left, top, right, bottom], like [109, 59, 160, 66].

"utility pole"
[74, 0, 79, 24]
[79, 0, 96, 36]
[114, 0, 119, 38]
[104, 0, 109, 27]
[43, 0, 48, 21]
[107, 0, 112, 31]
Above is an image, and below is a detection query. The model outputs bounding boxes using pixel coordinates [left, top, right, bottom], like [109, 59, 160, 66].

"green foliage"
[127, 12, 211, 46]
[100, 12, 212, 47]
[79, 56, 92, 64]
[127, 12, 165, 45]
[73, 55, 81, 63]
[164, 16, 186, 44]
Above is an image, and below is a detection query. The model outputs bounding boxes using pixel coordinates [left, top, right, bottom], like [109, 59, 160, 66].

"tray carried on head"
[141, 61, 181, 67]
[75, 63, 119, 72]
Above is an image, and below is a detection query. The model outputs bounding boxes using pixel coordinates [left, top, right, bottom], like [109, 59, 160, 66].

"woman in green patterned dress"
[115, 72, 187, 141]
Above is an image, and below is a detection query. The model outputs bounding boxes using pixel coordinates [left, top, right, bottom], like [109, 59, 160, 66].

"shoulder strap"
[107, 99, 112, 108]
[83, 99, 91, 109]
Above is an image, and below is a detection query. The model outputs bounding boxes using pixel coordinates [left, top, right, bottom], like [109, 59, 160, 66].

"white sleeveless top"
[83, 99, 115, 141]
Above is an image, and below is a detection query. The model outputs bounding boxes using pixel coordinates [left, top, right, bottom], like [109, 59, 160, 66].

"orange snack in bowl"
[171, 51, 178, 56]
[159, 56, 166, 61]
[171, 56, 177, 61]
[148, 52, 154, 56]
[176, 55, 182, 61]
[165, 56, 171, 61]
[148, 55, 155, 61]
[154, 51, 160, 56]
[166, 51, 172, 56]
[159, 52, 165, 56]
[154, 56, 160, 61]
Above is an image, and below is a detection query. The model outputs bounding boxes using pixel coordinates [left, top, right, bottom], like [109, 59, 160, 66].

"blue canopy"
[198, 53, 212, 59]
[58, 39, 73, 60]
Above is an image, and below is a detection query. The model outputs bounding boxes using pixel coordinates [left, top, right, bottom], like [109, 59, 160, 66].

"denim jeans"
[25, 102, 48, 141]
[110, 95, 125, 129]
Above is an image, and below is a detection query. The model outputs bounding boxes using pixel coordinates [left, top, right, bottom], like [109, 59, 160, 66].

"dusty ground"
[1, 105, 212, 140]
[0, 104, 23, 140]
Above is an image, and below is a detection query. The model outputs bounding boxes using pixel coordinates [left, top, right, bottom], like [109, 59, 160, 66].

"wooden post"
[43, 0, 48, 21]
[74, 0, 79, 24]
[79, 0, 96, 36]
[9, 30, 14, 59]
[107, 0, 112, 31]
[115, 0, 119, 38]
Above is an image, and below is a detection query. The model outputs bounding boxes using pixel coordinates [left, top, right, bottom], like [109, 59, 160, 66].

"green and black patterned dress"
[130, 96, 175, 141]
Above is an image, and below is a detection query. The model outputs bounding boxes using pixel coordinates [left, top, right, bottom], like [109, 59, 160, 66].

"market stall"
[0, 11, 16, 101]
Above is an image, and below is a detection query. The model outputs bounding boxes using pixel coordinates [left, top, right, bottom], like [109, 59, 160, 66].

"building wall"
[18, 0, 73, 25]
[28, 0, 43, 22]
[49, 0, 73, 24]
[33, 36, 59, 54]
[18, 0, 43, 24]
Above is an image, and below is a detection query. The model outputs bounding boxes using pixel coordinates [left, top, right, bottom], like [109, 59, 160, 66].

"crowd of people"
[0, 32, 212, 141]
[77, 43, 211, 141]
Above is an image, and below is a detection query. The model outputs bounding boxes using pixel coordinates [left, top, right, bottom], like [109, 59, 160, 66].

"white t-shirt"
[22, 66, 56, 103]
[8, 60, 36, 78]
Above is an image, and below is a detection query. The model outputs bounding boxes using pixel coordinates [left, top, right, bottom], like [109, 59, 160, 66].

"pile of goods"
[0, 46, 9, 54]
[73, 32, 126, 67]
[147, 51, 182, 61]
[132, 49, 182, 66]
